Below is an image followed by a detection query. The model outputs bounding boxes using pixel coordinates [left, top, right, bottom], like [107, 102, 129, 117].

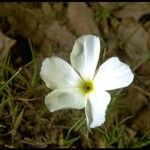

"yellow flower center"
[80, 80, 94, 95]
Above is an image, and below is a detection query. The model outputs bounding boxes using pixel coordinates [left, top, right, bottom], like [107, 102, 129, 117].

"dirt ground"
[0, 2, 150, 148]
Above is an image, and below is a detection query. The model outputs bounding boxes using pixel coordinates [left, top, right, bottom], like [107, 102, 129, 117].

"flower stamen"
[80, 80, 94, 94]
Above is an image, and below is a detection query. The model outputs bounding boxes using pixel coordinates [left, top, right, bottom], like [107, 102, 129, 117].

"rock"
[67, 2, 99, 36]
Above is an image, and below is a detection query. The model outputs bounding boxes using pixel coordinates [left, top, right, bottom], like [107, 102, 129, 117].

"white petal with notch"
[94, 57, 134, 91]
[40, 57, 81, 90]
[85, 90, 111, 128]
[70, 34, 100, 80]
[45, 88, 86, 112]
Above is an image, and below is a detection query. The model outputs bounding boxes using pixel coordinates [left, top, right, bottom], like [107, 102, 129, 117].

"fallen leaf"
[124, 126, 137, 146]
[119, 86, 148, 119]
[67, 2, 99, 36]
[45, 20, 76, 52]
[53, 3, 64, 13]
[131, 107, 150, 136]
[0, 31, 16, 62]
[117, 18, 149, 66]
[113, 2, 150, 21]
[41, 2, 53, 19]
[12, 109, 24, 136]
[137, 60, 150, 76]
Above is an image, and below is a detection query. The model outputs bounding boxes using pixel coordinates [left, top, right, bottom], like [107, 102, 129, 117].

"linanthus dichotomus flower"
[40, 34, 134, 128]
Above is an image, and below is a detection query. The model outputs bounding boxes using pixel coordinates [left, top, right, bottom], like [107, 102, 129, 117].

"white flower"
[40, 34, 134, 128]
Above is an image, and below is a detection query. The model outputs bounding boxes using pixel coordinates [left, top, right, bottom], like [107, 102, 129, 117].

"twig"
[132, 85, 150, 97]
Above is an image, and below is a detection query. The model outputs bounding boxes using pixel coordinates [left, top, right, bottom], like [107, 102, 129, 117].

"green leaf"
[13, 109, 24, 132]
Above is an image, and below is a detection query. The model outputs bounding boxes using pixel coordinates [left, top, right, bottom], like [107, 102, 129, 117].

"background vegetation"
[0, 2, 150, 148]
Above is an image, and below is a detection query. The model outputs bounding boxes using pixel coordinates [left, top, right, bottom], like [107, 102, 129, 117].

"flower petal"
[45, 88, 86, 112]
[40, 57, 81, 90]
[94, 57, 134, 91]
[85, 90, 111, 128]
[70, 34, 100, 80]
